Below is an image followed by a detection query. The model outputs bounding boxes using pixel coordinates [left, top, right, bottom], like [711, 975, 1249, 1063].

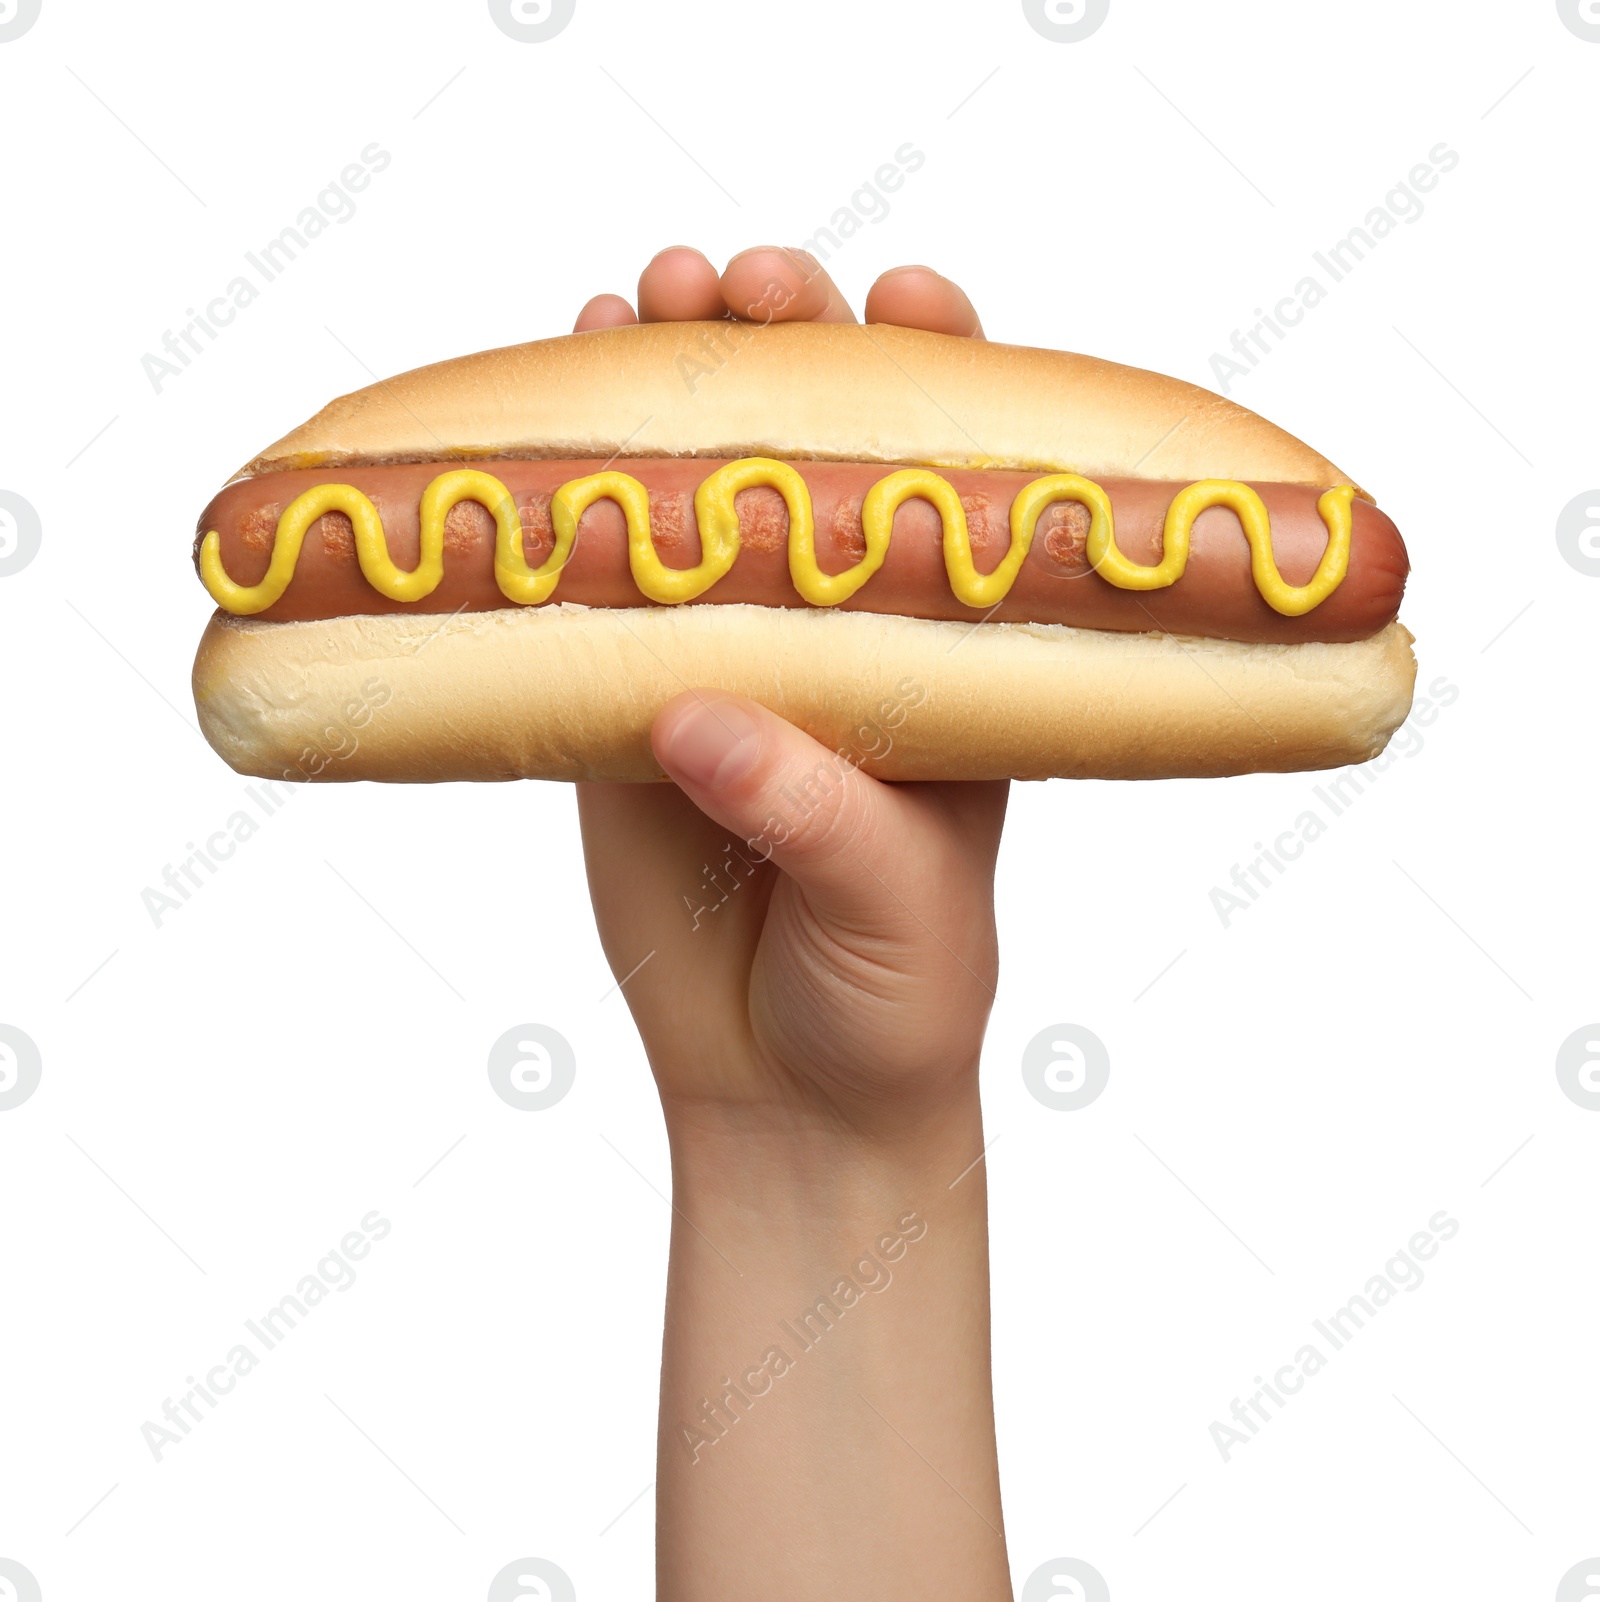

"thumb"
[650, 690, 907, 929]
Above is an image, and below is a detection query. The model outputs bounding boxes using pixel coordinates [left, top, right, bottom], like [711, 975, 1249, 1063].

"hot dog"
[190, 320, 1415, 783]
[196, 460, 1406, 644]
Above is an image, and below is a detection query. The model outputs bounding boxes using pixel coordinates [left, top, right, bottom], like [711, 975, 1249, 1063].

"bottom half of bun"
[192, 602, 1417, 783]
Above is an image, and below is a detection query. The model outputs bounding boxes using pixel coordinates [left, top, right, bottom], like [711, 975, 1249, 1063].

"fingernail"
[877, 263, 939, 279]
[659, 697, 761, 788]
[649, 244, 700, 262]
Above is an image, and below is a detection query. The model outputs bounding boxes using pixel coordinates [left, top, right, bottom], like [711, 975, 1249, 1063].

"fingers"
[720, 246, 857, 324]
[573, 293, 638, 333]
[583, 250, 982, 336]
[863, 266, 985, 338]
[651, 690, 914, 929]
[637, 246, 726, 323]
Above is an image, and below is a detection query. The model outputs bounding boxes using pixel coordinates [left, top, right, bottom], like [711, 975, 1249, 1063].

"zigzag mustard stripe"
[200, 463, 1353, 618]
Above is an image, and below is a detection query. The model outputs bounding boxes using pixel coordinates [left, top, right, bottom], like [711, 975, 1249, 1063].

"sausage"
[195, 459, 1408, 644]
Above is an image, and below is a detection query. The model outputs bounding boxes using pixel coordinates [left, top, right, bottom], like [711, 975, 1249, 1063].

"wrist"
[663, 1087, 988, 1215]
[660, 1094, 993, 1307]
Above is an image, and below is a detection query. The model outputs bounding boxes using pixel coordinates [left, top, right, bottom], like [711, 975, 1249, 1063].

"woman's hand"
[576, 251, 1013, 1600]
[575, 247, 1004, 1145]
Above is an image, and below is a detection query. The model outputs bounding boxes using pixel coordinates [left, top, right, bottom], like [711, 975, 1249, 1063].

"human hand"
[573, 248, 1005, 1148]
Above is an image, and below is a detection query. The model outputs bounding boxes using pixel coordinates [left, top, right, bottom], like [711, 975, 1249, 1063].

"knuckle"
[763, 752, 870, 864]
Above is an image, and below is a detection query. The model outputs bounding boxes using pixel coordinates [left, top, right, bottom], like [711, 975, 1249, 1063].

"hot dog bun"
[195, 321, 1415, 784]
[243, 321, 1361, 492]
[193, 605, 1415, 784]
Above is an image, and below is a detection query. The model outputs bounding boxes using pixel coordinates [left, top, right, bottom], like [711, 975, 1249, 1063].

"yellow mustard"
[201, 461, 1354, 619]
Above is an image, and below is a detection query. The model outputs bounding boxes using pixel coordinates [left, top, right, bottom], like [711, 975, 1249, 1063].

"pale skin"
[574, 248, 1011, 1601]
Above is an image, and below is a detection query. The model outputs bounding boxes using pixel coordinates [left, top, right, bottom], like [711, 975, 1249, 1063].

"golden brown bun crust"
[243, 322, 1364, 494]
[193, 605, 1416, 784]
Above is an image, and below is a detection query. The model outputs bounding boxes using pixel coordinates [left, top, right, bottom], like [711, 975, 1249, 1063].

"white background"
[2, 1, 1596, 1598]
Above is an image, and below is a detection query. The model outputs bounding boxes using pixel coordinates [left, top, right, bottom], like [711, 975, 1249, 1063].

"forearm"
[655, 1096, 1011, 1601]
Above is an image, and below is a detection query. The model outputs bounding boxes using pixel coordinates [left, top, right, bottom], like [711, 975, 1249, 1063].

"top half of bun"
[239, 321, 1364, 496]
